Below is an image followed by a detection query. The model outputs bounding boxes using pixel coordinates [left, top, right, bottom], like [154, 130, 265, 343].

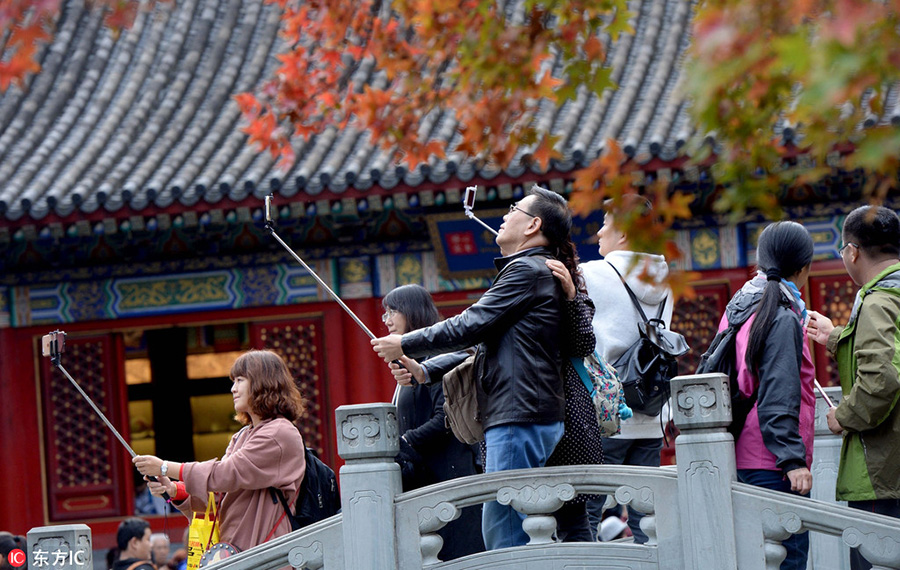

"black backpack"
[270, 447, 341, 531]
[608, 263, 690, 415]
[696, 317, 757, 439]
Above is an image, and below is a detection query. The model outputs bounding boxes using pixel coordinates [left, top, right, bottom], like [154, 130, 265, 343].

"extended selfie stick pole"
[264, 196, 377, 340]
[463, 186, 499, 236]
[814, 379, 836, 408]
[46, 331, 171, 500]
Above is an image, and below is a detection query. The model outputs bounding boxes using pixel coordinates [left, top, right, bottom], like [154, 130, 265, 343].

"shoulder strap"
[607, 261, 651, 324]
[269, 486, 292, 517]
[267, 486, 297, 536]
[570, 356, 594, 395]
[125, 561, 156, 570]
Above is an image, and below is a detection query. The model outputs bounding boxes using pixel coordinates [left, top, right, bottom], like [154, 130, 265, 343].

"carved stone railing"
[394, 465, 681, 570]
[79, 377, 900, 570]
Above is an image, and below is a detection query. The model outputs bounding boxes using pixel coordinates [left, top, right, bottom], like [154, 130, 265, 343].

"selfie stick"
[45, 331, 171, 499]
[814, 379, 836, 408]
[264, 196, 377, 340]
[462, 186, 498, 236]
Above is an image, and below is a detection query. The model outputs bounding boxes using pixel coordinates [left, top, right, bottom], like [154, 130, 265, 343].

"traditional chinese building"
[0, 0, 881, 550]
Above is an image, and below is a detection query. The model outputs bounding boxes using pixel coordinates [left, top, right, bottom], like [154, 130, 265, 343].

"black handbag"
[608, 263, 690, 415]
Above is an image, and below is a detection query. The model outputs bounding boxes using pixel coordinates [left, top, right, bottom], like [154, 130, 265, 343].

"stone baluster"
[416, 501, 459, 565]
[497, 483, 576, 545]
[27, 524, 92, 570]
[762, 508, 802, 569]
[842, 527, 900, 569]
[335, 403, 401, 570]
[615, 484, 657, 545]
[809, 385, 849, 570]
[671, 372, 739, 570]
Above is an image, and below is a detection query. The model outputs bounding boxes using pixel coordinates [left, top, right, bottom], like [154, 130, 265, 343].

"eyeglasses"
[839, 242, 859, 257]
[382, 309, 398, 322]
[508, 203, 537, 218]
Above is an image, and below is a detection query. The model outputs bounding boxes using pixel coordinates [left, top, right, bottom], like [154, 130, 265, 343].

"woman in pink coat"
[133, 350, 306, 554]
[717, 221, 816, 570]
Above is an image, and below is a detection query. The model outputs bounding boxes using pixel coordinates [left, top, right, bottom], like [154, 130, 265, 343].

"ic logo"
[8, 548, 25, 567]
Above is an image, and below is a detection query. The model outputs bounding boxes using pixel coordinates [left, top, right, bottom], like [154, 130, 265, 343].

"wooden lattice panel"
[810, 273, 857, 387]
[253, 319, 327, 455]
[672, 283, 732, 376]
[40, 335, 127, 521]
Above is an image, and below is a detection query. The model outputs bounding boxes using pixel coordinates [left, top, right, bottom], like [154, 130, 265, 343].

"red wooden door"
[40, 333, 131, 521]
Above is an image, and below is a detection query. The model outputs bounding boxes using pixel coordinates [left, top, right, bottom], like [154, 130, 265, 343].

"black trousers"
[847, 499, 900, 570]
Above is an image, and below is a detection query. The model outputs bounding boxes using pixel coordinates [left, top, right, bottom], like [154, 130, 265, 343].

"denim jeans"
[587, 437, 663, 542]
[482, 422, 565, 550]
[737, 469, 809, 570]
[847, 499, 900, 570]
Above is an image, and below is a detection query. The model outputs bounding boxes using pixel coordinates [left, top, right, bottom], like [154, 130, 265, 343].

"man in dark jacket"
[372, 186, 571, 550]
[113, 518, 156, 570]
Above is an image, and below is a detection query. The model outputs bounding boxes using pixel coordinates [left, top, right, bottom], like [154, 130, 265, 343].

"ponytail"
[744, 222, 813, 372]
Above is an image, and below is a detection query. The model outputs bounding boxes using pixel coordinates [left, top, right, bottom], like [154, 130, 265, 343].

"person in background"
[133, 350, 306, 554]
[580, 196, 673, 542]
[806, 205, 900, 570]
[168, 527, 189, 570]
[721, 221, 816, 570]
[372, 185, 573, 549]
[149, 534, 169, 568]
[113, 518, 156, 570]
[544, 258, 604, 542]
[380, 283, 484, 559]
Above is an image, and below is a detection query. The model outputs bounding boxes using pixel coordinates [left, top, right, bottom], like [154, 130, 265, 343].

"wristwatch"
[160, 460, 168, 477]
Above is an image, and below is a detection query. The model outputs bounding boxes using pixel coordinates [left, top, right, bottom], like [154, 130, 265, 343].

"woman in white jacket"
[580, 199, 673, 542]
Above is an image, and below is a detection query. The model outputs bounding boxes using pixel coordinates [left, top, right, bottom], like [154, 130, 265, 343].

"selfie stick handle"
[54, 361, 171, 499]
[814, 379, 836, 409]
[465, 210, 499, 236]
[265, 221, 377, 341]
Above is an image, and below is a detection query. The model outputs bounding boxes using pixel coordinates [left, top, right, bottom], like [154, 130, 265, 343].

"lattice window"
[40, 334, 128, 521]
[252, 319, 327, 456]
[672, 283, 732, 376]
[810, 272, 857, 387]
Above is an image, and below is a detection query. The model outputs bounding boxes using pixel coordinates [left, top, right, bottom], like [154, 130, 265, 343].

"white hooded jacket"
[581, 250, 673, 439]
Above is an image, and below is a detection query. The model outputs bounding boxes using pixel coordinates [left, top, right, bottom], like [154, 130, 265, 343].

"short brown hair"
[230, 350, 306, 425]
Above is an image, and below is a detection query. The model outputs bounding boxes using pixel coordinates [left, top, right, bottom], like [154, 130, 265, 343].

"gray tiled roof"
[0, 0, 701, 225]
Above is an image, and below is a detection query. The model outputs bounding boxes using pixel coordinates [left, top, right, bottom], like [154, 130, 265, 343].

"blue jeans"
[847, 499, 900, 570]
[482, 422, 564, 550]
[587, 437, 663, 543]
[738, 469, 809, 570]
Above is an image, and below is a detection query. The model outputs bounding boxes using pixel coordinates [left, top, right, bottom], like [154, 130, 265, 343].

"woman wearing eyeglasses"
[381, 284, 485, 559]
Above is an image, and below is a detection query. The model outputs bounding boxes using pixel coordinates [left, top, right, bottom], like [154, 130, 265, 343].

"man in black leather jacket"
[372, 186, 570, 550]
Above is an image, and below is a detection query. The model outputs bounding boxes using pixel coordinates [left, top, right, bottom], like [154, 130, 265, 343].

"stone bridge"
[30, 373, 900, 570]
[209, 373, 900, 570]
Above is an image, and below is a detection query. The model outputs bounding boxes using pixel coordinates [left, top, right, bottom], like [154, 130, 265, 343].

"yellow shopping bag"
[186, 493, 219, 570]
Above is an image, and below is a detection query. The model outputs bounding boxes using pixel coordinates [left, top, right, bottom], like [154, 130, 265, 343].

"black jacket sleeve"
[419, 350, 472, 385]
[755, 308, 808, 473]
[401, 259, 545, 358]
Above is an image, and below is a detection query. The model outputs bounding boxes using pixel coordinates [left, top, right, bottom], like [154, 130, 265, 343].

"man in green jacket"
[807, 205, 900, 570]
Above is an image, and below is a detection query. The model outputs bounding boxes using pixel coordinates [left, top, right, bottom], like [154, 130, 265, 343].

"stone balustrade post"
[671, 373, 739, 570]
[26, 524, 92, 570]
[335, 403, 401, 570]
[808, 385, 849, 570]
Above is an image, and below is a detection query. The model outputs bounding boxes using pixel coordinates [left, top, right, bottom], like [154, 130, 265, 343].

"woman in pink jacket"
[133, 350, 306, 554]
[717, 221, 816, 570]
